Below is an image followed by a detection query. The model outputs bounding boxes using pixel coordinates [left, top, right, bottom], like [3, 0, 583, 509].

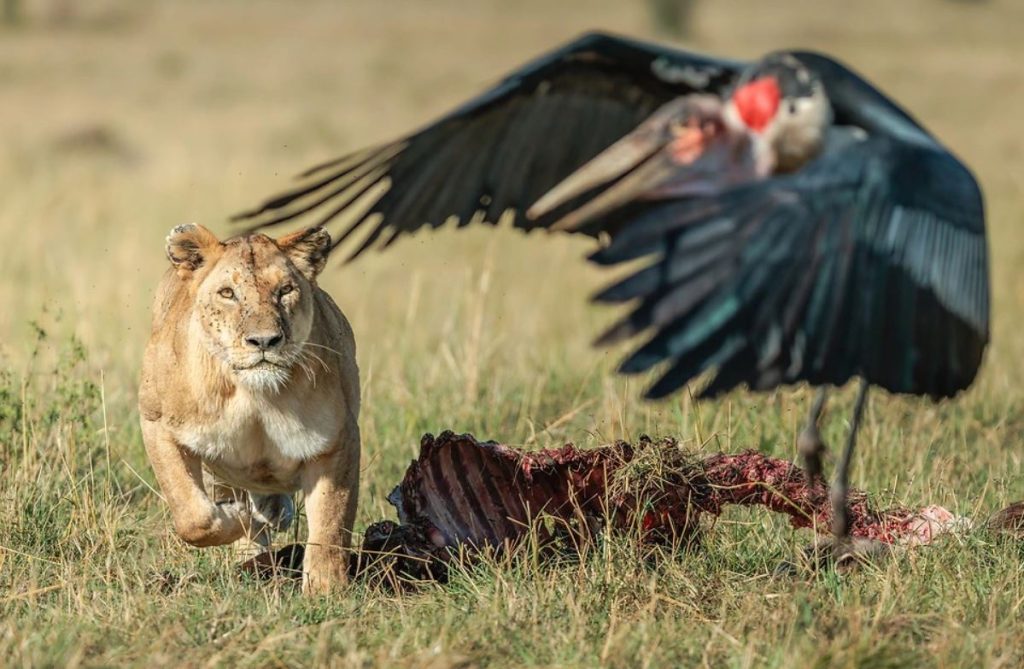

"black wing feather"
[595, 125, 988, 399]
[234, 32, 742, 257]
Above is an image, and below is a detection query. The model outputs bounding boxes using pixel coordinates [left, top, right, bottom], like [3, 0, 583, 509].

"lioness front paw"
[250, 493, 295, 533]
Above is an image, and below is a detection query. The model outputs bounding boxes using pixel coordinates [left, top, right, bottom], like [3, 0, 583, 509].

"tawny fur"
[138, 223, 360, 595]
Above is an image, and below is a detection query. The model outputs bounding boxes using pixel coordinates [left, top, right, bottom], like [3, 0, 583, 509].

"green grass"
[1, 1, 1023, 666]
[3, 332, 1023, 667]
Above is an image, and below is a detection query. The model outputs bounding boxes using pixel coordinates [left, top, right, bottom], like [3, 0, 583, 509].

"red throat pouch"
[733, 77, 781, 133]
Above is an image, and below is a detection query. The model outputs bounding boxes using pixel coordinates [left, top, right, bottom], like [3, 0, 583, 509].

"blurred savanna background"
[1, 0, 1022, 666]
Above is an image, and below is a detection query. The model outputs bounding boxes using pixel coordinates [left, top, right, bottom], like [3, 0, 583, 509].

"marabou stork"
[235, 32, 990, 544]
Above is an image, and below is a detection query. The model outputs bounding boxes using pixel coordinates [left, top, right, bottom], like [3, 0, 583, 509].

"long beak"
[546, 152, 682, 232]
[526, 97, 691, 224]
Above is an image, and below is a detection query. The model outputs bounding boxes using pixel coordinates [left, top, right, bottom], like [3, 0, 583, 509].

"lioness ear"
[278, 226, 331, 280]
[166, 224, 220, 275]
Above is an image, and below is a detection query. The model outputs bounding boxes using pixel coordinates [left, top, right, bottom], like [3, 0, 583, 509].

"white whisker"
[303, 349, 331, 373]
[303, 341, 346, 358]
[300, 343, 332, 373]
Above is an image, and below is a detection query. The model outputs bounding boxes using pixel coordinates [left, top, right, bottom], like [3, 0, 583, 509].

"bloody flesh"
[243, 431, 990, 584]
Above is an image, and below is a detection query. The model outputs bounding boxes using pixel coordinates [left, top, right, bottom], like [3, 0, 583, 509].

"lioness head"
[165, 223, 331, 393]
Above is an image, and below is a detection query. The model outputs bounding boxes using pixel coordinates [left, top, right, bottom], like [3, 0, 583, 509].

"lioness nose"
[245, 332, 284, 351]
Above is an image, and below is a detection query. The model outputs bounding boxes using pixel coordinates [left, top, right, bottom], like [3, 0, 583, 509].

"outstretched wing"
[589, 54, 989, 400]
[233, 32, 742, 259]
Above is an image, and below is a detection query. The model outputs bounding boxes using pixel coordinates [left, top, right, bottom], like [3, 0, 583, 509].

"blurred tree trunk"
[648, 0, 697, 38]
[3, 0, 21, 25]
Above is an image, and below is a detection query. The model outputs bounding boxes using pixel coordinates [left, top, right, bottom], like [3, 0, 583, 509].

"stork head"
[725, 53, 832, 172]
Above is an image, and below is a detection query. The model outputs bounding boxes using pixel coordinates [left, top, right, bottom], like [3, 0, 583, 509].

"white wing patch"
[650, 57, 722, 89]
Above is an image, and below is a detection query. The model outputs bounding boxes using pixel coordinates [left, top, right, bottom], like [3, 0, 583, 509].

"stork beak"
[545, 151, 682, 232]
[526, 97, 691, 228]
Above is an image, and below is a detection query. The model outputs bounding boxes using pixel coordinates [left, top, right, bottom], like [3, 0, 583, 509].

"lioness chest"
[172, 389, 343, 494]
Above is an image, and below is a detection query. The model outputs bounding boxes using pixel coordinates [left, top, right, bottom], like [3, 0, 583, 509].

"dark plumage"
[233, 32, 740, 258]
[590, 108, 988, 401]
[534, 48, 988, 404]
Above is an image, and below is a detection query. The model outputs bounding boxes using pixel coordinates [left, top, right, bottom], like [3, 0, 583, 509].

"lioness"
[138, 223, 360, 594]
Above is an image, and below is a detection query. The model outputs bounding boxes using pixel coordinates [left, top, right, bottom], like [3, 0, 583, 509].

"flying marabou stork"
[235, 32, 990, 543]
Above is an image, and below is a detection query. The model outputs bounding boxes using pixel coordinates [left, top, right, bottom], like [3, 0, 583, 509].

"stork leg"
[776, 380, 884, 575]
[830, 379, 870, 538]
[797, 387, 828, 485]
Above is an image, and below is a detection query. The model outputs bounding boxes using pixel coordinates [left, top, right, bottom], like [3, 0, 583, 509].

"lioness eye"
[280, 284, 294, 297]
[218, 287, 235, 299]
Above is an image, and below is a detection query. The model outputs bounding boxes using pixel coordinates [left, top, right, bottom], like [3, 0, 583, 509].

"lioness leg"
[301, 423, 360, 595]
[143, 421, 252, 547]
